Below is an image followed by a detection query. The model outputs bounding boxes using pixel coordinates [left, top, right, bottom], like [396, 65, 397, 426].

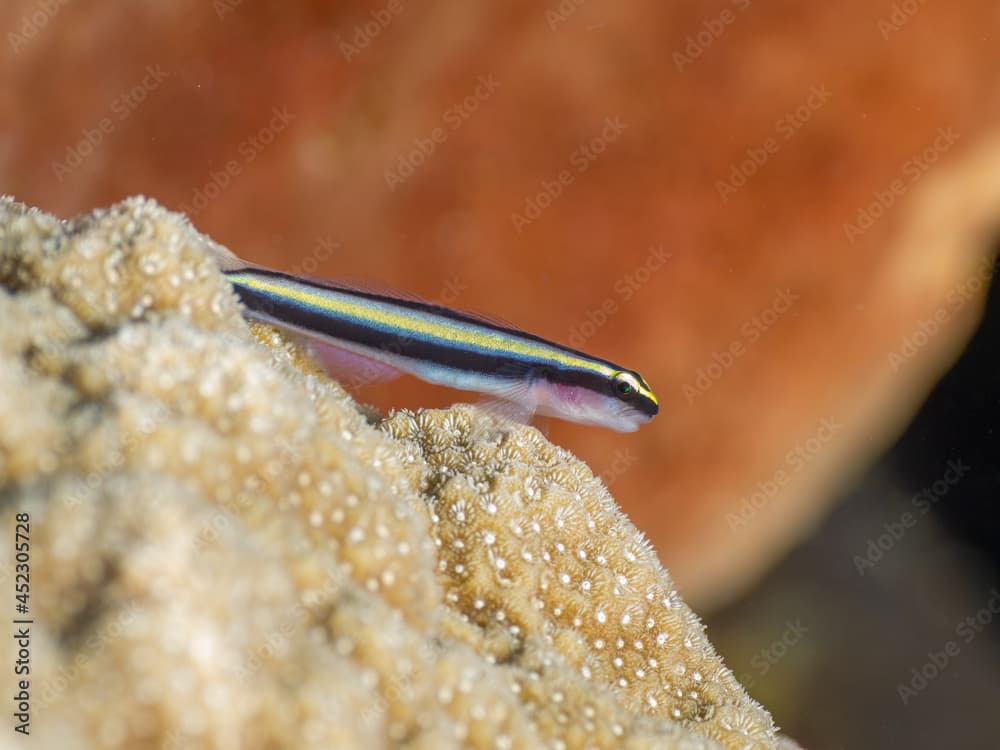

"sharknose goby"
[207, 243, 659, 432]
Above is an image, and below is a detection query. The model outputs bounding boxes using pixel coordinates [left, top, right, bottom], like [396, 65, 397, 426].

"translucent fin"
[446, 306, 524, 333]
[292, 274, 432, 306]
[203, 238, 252, 273]
[306, 337, 404, 390]
[477, 397, 537, 426]
[475, 376, 538, 426]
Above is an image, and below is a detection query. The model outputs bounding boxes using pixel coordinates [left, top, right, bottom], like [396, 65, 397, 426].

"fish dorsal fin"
[440, 304, 524, 333]
[204, 239, 253, 273]
[301, 275, 433, 306]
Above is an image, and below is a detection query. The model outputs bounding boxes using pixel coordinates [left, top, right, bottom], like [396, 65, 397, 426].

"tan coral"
[0, 197, 801, 749]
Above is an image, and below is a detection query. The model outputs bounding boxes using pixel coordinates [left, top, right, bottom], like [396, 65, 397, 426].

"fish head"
[535, 369, 658, 432]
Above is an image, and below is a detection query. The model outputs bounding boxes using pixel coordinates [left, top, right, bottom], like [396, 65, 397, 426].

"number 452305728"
[15, 513, 30, 610]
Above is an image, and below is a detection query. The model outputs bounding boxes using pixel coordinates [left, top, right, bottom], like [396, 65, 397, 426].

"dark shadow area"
[708, 251, 1000, 750]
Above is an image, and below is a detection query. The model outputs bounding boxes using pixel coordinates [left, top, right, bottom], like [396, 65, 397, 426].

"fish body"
[213, 248, 658, 432]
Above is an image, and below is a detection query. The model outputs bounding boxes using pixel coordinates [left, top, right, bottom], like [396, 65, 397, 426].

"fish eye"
[613, 373, 638, 398]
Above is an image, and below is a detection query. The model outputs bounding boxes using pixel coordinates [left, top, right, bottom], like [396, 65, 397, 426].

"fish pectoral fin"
[475, 377, 539, 427]
[476, 397, 537, 427]
[305, 337, 404, 389]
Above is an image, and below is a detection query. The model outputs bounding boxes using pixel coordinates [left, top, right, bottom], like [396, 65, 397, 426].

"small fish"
[208, 244, 659, 432]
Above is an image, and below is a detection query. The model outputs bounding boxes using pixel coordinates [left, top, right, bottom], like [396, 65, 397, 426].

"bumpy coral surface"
[0, 198, 800, 749]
